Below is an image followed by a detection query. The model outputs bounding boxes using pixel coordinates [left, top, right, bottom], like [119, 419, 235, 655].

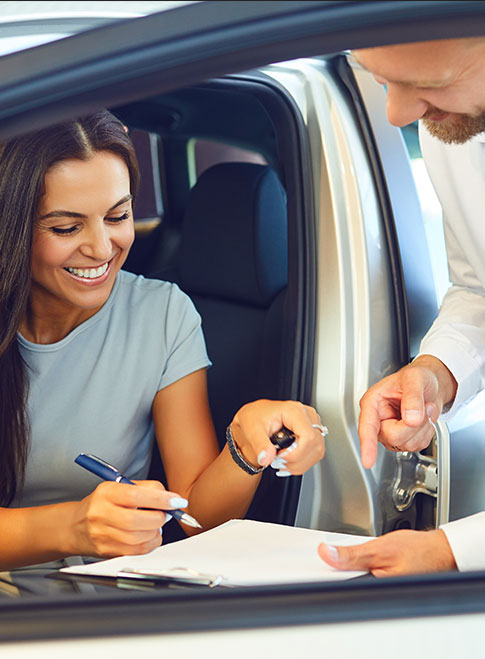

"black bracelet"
[226, 425, 265, 475]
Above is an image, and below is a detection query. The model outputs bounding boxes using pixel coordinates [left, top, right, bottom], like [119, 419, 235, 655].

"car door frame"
[1, 0, 485, 645]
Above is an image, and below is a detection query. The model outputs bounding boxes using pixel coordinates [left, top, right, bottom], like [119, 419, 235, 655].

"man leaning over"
[320, 37, 485, 576]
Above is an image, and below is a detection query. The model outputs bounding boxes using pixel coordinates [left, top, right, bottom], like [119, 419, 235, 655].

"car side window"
[130, 129, 164, 228]
[188, 138, 267, 185]
[401, 122, 450, 305]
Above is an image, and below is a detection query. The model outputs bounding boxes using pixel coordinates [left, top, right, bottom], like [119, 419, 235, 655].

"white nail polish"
[169, 497, 188, 508]
[284, 441, 298, 454]
[276, 470, 291, 477]
[258, 450, 267, 465]
[271, 457, 287, 469]
[164, 513, 173, 524]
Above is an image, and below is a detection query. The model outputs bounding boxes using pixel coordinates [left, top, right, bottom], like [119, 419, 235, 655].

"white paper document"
[60, 519, 374, 586]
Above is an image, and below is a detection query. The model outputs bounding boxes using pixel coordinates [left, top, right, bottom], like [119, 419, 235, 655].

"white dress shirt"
[440, 511, 485, 572]
[418, 124, 485, 571]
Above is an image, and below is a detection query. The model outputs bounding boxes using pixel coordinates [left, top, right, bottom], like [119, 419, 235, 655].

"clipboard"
[59, 519, 373, 587]
[49, 567, 223, 591]
[117, 566, 225, 587]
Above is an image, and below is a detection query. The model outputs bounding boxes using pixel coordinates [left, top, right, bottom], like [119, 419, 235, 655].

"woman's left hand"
[230, 399, 326, 476]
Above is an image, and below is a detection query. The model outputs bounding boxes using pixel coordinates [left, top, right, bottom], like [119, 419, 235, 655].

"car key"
[270, 427, 296, 450]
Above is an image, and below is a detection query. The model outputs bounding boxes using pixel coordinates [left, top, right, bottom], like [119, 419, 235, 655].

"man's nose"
[81, 221, 113, 261]
[385, 84, 428, 127]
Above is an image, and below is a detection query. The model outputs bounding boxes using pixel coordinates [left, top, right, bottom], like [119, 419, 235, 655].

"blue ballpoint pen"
[74, 453, 202, 529]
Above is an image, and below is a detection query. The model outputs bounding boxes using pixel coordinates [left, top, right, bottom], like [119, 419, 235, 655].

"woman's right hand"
[65, 480, 187, 558]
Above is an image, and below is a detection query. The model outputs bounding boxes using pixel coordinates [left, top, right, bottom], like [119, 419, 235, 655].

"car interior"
[115, 74, 318, 540]
[3, 1, 485, 651]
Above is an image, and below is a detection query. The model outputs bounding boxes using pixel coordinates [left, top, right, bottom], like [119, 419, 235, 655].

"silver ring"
[312, 423, 328, 437]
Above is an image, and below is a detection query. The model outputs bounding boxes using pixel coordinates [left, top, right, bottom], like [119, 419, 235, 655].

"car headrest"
[178, 163, 288, 307]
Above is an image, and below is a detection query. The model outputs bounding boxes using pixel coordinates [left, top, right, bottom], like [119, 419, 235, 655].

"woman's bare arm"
[0, 480, 183, 570]
[153, 370, 325, 533]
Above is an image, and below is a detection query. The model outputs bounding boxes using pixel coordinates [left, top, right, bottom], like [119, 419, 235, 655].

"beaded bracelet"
[226, 425, 264, 475]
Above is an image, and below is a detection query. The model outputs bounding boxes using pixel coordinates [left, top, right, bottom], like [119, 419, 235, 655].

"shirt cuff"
[440, 511, 485, 571]
[417, 335, 482, 420]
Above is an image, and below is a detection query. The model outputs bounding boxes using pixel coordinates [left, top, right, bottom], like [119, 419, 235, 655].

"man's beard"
[423, 110, 485, 145]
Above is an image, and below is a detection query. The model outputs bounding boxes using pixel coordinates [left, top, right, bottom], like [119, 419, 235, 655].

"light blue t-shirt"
[13, 270, 211, 508]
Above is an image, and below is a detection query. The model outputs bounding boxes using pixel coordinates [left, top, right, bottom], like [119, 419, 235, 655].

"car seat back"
[147, 162, 291, 535]
[177, 162, 289, 445]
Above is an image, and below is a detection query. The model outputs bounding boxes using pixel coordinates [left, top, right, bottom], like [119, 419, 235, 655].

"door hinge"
[392, 451, 438, 512]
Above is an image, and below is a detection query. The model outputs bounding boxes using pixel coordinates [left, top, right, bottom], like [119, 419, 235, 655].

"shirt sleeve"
[417, 123, 485, 419]
[419, 285, 485, 419]
[440, 512, 485, 571]
[157, 285, 211, 391]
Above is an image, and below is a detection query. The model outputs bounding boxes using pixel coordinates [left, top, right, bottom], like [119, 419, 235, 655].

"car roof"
[0, 1, 196, 55]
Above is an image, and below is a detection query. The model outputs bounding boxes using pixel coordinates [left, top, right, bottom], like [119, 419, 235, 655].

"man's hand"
[359, 355, 457, 468]
[318, 528, 456, 577]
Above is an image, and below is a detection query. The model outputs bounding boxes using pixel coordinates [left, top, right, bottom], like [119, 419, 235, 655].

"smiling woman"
[0, 111, 140, 509]
[0, 110, 326, 572]
[25, 152, 135, 341]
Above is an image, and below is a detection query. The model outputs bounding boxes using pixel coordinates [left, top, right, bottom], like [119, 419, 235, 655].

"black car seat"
[178, 162, 289, 444]
[149, 162, 292, 536]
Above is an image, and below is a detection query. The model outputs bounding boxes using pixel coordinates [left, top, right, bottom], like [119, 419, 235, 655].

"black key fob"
[270, 427, 296, 450]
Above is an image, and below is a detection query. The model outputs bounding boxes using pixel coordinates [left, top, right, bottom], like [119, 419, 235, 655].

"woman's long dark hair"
[0, 110, 139, 506]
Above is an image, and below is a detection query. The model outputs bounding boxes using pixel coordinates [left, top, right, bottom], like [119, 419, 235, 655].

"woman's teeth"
[65, 263, 109, 279]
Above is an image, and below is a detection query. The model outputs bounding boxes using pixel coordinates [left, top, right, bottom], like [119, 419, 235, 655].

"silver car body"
[0, 2, 485, 655]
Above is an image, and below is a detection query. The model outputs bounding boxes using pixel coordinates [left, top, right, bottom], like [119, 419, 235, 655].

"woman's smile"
[29, 151, 134, 327]
[64, 260, 112, 285]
